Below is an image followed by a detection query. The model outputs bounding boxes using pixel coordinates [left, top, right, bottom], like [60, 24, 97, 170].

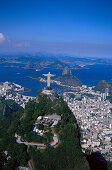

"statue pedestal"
[42, 89, 54, 95]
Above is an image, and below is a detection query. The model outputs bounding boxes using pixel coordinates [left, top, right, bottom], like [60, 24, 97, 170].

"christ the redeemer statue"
[43, 72, 55, 89]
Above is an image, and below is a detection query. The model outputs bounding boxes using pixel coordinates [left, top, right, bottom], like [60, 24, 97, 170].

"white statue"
[43, 72, 55, 88]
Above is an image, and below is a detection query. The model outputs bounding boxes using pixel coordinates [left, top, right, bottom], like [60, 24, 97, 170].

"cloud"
[0, 33, 6, 43]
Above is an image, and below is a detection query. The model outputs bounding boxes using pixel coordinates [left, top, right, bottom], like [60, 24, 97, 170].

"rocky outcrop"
[55, 75, 82, 87]
[55, 66, 82, 87]
[62, 66, 72, 75]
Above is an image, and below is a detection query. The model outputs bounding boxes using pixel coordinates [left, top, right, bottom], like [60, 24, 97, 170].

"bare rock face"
[62, 66, 72, 75]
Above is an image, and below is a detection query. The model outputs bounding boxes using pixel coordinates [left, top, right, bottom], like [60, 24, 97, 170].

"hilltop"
[55, 66, 82, 87]
[94, 80, 112, 103]
[94, 80, 112, 95]
[0, 89, 89, 170]
[94, 80, 111, 92]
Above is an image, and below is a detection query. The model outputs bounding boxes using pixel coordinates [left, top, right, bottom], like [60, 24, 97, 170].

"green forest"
[0, 91, 89, 170]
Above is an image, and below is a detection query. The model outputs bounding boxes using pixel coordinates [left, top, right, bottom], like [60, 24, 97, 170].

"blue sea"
[0, 63, 112, 97]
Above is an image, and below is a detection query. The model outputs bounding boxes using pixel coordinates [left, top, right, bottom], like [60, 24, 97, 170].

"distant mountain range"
[1, 54, 112, 71]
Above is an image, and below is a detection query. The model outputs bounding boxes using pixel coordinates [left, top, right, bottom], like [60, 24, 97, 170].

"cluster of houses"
[0, 81, 36, 108]
[33, 114, 61, 136]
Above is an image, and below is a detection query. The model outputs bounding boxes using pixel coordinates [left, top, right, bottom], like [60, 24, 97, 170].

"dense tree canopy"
[0, 91, 89, 170]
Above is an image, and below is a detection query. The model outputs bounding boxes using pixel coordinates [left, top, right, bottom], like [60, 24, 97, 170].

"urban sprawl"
[0, 82, 35, 108]
[63, 85, 112, 161]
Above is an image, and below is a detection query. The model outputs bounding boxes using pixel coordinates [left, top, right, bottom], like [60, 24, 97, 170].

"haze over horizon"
[0, 0, 112, 58]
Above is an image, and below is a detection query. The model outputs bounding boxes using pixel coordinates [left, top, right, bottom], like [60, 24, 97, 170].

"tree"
[37, 124, 44, 130]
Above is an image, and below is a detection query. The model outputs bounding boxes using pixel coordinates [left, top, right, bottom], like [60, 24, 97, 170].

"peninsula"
[55, 66, 82, 87]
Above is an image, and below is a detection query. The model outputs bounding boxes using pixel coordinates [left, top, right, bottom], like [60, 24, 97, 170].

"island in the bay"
[1, 54, 112, 72]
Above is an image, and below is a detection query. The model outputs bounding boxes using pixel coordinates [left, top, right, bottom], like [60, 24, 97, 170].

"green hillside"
[0, 98, 23, 118]
[0, 90, 90, 170]
[16, 91, 89, 170]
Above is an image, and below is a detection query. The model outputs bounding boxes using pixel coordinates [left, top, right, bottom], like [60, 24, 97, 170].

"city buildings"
[0, 81, 35, 108]
[63, 85, 112, 161]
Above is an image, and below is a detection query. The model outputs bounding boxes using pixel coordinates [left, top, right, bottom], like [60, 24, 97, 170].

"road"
[15, 133, 59, 147]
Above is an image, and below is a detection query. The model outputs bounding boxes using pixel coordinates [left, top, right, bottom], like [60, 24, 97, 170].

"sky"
[0, 0, 112, 57]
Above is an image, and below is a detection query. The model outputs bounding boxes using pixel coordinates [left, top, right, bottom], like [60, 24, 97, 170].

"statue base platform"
[42, 88, 54, 95]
